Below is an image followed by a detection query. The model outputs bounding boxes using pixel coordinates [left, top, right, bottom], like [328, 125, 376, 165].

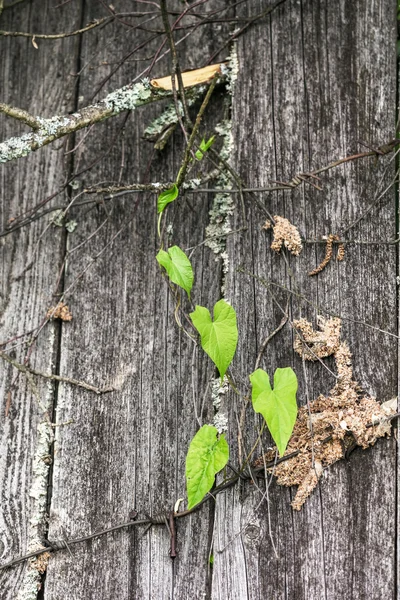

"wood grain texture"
[1, 0, 398, 599]
[0, 1, 81, 598]
[212, 0, 397, 599]
[41, 2, 229, 599]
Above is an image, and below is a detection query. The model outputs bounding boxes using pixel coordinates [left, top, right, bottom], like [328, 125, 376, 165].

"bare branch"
[0, 16, 112, 39]
[0, 349, 114, 394]
[0, 102, 40, 129]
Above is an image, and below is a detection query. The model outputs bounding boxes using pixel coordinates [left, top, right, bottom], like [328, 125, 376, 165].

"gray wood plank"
[42, 2, 231, 599]
[0, 1, 81, 598]
[212, 0, 397, 598]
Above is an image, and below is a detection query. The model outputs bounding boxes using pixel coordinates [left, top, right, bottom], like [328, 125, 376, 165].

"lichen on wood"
[194, 48, 238, 304]
[0, 66, 225, 165]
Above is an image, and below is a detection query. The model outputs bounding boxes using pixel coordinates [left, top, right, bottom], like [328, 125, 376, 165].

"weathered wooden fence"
[0, 0, 398, 598]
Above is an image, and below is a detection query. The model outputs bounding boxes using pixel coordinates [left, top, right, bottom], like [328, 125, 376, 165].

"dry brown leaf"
[31, 551, 51, 574]
[46, 301, 72, 322]
[266, 215, 302, 256]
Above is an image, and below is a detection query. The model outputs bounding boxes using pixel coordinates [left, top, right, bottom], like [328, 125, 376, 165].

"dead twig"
[176, 74, 219, 187]
[0, 350, 114, 395]
[0, 14, 140, 39]
[0, 103, 40, 129]
[1, 410, 398, 572]
[159, 0, 192, 139]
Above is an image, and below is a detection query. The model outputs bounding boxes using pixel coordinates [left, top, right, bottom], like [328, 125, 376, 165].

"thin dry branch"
[77, 137, 400, 201]
[1, 409, 398, 572]
[160, 0, 192, 138]
[0, 350, 114, 394]
[0, 17, 113, 39]
[0, 12, 155, 39]
[0, 102, 40, 129]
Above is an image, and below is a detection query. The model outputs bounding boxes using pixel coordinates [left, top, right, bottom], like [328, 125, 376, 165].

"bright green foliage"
[156, 245, 194, 298]
[157, 183, 178, 214]
[195, 136, 215, 160]
[186, 424, 229, 509]
[249, 367, 298, 457]
[190, 299, 238, 380]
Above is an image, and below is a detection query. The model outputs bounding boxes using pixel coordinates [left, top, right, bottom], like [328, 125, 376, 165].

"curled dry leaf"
[46, 301, 72, 322]
[308, 234, 345, 276]
[264, 216, 302, 256]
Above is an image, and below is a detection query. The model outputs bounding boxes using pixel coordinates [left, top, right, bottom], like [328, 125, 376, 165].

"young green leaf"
[157, 183, 178, 214]
[190, 299, 238, 380]
[186, 424, 229, 509]
[249, 367, 298, 457]
[195, 135, 215, 160]
[156, 245, 194, 298]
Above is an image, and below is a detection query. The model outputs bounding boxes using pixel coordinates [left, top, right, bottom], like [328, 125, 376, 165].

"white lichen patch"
[144, 101, 184, 139]
[214, 411, 228, 434]
[17, 557, 47, 600]
[223, 43, 239, 94]
[36, 116, 71, 136]
[205, 120, 235, 291]
[17, 350, 55, 598]
[143, 86, 205, 140]
[212, 376, 229, 433]
[183, 178, 201, 190]
[0, 117, 73, 163]
[0, 133, 34, 163]
[103, 79, 154, 112]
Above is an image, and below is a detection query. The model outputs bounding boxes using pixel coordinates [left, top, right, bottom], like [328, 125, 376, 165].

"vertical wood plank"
[0, 1, 82, 598]
[42, 2, 231, 598]
[212, 0, 397, 598]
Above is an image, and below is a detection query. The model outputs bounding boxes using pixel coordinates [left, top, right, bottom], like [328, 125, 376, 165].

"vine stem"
[1, 412, 398, 571]
[176, 74, 219, 187]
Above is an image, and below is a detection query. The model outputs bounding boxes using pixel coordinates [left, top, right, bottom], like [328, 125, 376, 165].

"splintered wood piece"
[150, 63, 224, 90]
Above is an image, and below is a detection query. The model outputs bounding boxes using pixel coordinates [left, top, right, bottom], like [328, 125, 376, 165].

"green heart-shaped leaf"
[156, 245, 193, 298]
[250, 367, 298, 456]
[190, 299, 238, 380]
[186, 424, 229, 509]
[157, 183, 178, 214]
